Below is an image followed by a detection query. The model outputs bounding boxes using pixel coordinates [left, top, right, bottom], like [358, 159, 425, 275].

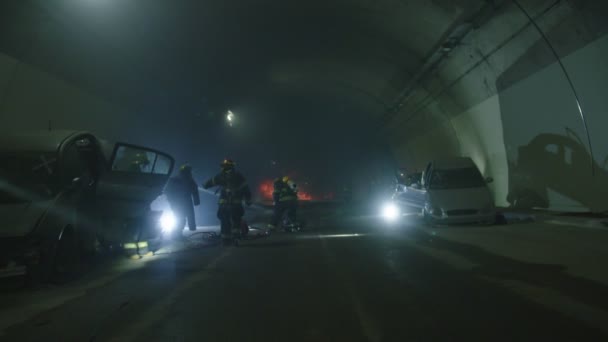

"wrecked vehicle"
[0, 130, 174, 282]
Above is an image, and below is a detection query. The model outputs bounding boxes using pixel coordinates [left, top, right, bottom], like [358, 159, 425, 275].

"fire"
[298, 191, 313, 201]
[259, 180, 274, 200]
[258, 179, 314, 201]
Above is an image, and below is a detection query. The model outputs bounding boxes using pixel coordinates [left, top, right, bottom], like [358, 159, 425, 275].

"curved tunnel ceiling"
[3, 0, 486, 118]
[2, 0, 607, 210]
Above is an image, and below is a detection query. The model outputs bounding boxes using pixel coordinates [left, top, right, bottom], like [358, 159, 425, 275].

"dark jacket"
[203, 170, 251, 205]
[164, 173, 200, 206]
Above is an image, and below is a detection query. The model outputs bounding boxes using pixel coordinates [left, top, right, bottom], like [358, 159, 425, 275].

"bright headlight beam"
[381, 203, 400, 222]
[160, 211, 177, 233]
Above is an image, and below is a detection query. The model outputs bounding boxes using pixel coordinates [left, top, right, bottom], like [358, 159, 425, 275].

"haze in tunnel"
[1, 0, 607, 212]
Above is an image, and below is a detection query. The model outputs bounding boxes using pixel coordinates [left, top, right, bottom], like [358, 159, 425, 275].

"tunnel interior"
[1, 0, 607, 217]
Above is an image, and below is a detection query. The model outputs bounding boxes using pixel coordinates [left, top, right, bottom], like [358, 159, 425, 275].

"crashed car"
[0, 130, 174, 281]
[393, 157, 495, 225]
[420, 157, 496, 225]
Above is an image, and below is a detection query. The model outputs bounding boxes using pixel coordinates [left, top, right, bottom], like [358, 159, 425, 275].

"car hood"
[428, 187, 493, 211]
[0, 201, 52, 238]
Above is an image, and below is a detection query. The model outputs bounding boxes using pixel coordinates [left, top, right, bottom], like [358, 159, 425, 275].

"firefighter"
[268, 176, 298, 230]
[202, 159, 252, 240]
[164, 164, 200, 233]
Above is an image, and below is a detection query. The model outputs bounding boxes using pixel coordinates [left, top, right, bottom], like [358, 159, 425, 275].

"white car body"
[395, 157, 496, 224]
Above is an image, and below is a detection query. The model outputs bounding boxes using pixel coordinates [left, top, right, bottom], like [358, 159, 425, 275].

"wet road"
[2, 214, 606, 341]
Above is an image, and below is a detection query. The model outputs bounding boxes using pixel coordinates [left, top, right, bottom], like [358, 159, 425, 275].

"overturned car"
[0, 130, 174, 282]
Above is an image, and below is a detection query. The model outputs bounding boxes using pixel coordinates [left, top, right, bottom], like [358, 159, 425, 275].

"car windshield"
[429, 167, 485, 190]
[0, 153, 58, 203]
[407, 172, 422, 185]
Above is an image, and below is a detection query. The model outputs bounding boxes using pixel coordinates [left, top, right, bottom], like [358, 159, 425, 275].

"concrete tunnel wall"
[385, 0, 608, 212]
[0, 52, 132, 141]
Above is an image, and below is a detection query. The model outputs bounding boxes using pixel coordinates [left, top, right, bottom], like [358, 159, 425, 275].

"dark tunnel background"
[1, 0, 608, 222]
[0, 0, 399, 223]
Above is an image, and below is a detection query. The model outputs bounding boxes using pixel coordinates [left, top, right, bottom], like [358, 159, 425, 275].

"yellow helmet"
[282, 176, 290, 183]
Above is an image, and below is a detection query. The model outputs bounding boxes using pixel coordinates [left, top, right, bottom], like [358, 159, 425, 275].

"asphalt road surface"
[1, 210, 606, 341]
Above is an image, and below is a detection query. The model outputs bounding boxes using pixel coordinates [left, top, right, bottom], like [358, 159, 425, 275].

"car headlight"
[381, 202, 401, 222]
[160, 211, 177, 233]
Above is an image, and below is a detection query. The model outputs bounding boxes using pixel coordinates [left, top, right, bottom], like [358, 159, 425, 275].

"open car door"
[95, 143, 174, 222]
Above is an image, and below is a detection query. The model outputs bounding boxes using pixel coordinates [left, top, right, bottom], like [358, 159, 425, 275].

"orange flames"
[258, 179, 313, 201]
[259, 180, 274, 200]
[298, 191, 313, 201]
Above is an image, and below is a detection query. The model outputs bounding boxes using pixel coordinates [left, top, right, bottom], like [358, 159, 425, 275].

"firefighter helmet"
[220, 159, 236, 170]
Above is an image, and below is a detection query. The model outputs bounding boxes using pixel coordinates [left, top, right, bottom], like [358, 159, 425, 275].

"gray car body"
[0, 130, 174, 278]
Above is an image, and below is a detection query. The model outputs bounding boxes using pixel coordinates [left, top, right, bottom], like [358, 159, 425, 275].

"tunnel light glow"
[381, 202, 400, 222]
[160, 211, 177, 233]
[226, 110, 235, 126]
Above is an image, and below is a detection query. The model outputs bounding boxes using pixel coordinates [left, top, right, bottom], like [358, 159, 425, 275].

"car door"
[395, 172, 425, 209]
[95, 143, 174, 221]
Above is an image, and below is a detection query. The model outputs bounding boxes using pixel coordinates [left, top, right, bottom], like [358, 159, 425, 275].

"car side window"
[153, 154, 172, 175]
[111, 145, 172, 175]
[112, 146, 155, 174]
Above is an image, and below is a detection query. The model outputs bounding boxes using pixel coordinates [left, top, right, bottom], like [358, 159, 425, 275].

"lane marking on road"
[319, 235, 382, 342]
[105, 248, 233, 342]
